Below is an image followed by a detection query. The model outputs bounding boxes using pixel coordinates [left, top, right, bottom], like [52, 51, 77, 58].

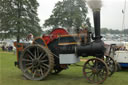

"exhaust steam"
[86, 0, 102, 11]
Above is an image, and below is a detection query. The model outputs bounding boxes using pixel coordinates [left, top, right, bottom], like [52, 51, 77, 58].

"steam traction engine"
[14, 9, 116, 84]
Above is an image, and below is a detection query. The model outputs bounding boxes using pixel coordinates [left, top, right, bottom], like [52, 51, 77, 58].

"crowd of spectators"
[1, 45, 13, 52]
[115, 46, 128, 51]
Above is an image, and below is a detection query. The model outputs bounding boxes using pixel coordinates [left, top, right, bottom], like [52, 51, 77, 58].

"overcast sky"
[37, 0, 128, 30]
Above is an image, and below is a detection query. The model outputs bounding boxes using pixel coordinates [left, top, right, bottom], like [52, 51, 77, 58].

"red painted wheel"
[50, 28, 68, 40]
[43, 28, 69, 44]
[50, 28, 68, 35]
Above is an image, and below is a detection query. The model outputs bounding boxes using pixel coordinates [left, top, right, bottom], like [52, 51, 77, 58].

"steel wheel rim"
[83, 58, 108, 84]
[20, 45, 53, 80]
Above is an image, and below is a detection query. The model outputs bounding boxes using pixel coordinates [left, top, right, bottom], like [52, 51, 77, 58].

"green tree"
[0, 0, 42, 42]
[43, 0, 91, 32]
[108, 29, 120, 34]
[101, 28, 109, 34]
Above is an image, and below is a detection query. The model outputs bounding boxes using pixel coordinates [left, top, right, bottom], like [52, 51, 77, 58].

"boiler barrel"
[76, 40, 105, 57]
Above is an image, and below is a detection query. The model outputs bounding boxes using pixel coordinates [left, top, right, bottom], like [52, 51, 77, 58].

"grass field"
[0, 49, 128, 85]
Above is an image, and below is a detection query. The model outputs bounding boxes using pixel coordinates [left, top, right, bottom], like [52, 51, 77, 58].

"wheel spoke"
[34, 48, 37, 59]
[94, 60, 98, 69]
[92, 74, 96, 82]
[106, 56, 111, 63]
[101, 68, 106, 75]
[85, 71, 92, 75]
[27, 54, 33, 60]
[24, 65, 33, 72]
[27, 49, 35, 58]
[38, 53, 44, 59]
[41, 54, 47, 60]
[32, 70, 37, 78]
[92, 60, 96, 65]
[100, 69, 106, 78]
[98, 72, 104, 80]
[85, 66, 92, 70]
[87, 62, 93, 68]
[96, 74, 100, 82]
[43, 63, 49, 68]
[88, 73, 93, 80]
[40, 68, 44, 76]
[37, 47, 39, 57]
[31, 67, 34, 73]
[40, 64, 48, 70]
[40, 60, 48, 63]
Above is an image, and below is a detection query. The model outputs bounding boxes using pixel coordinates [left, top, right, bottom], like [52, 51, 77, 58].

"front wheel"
[83, 58, 108, 84]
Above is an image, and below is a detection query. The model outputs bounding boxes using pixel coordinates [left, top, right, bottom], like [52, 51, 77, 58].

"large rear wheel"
[20, 44, 54, 80]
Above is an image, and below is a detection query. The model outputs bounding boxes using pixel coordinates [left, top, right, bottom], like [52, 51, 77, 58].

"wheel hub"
[92, 68, 98, 74]
[32, 59, 40, 67]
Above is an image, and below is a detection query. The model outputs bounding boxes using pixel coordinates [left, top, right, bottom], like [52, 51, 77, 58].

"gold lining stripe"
[58, 42, 77, 45]
[59, 34, 79, 37]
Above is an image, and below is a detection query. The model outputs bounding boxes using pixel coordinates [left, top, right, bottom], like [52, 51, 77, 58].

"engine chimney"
[87, 0, 102, 40]
[93, 9, 102, 40]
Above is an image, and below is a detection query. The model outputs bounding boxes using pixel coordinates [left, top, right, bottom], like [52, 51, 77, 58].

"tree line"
[101, 28, 128, 34]
[0, 0, 92, 42]
[1, 0, 127, 42]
